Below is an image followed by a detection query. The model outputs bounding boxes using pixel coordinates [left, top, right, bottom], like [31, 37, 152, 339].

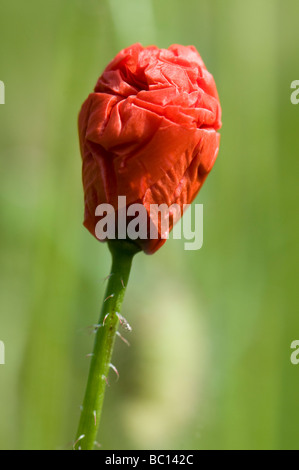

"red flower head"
[79, 43, 222, 254]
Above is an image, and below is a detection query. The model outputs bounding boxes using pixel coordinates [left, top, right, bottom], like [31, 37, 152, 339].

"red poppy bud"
[79, 43, 222, 254]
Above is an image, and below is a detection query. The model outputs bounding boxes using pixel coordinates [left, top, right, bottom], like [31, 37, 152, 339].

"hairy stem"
[74, 241, 139, 450]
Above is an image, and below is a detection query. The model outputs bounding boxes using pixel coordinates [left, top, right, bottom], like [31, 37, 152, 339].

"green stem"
[74, 240, 140, 450]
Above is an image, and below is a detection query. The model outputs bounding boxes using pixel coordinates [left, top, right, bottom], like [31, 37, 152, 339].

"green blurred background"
[0, 0, 298, 450]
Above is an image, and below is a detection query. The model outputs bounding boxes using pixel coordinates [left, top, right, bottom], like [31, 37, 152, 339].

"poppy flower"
[79, 43, 222, 254]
